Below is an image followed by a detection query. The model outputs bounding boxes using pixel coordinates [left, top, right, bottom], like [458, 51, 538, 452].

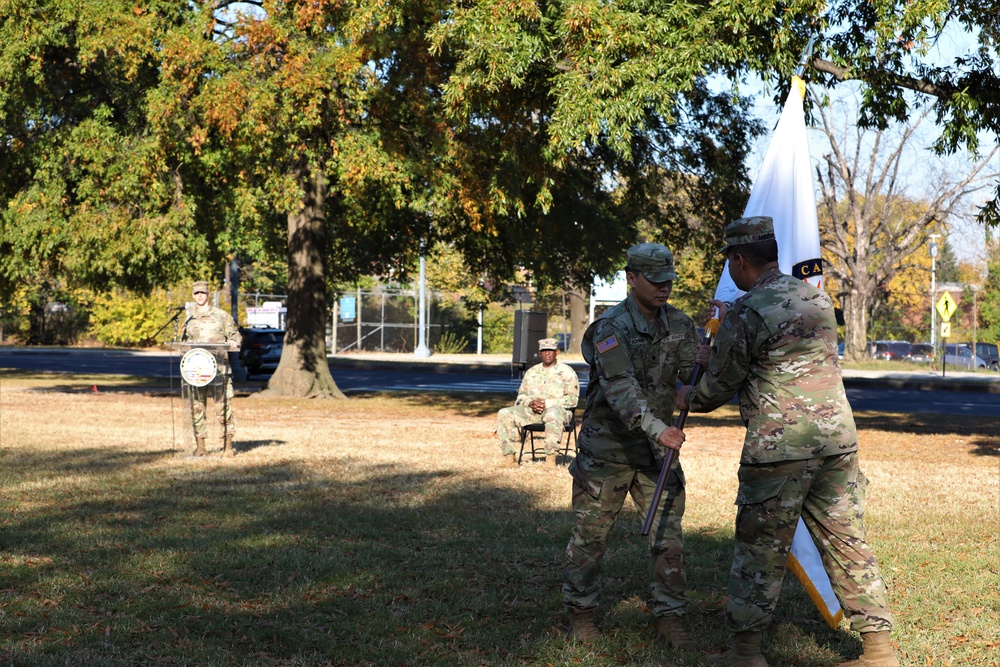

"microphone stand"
[151, 307, 187, 343]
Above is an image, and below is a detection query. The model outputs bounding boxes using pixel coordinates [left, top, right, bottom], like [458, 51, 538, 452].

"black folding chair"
[518, 409, 578, 464]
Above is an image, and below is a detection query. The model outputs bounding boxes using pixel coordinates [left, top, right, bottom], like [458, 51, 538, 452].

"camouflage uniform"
[181, 298, 241, 440]
[689, 265, 893, 635]
[563, 286, 698, 619]
[497, 361, 580, 455]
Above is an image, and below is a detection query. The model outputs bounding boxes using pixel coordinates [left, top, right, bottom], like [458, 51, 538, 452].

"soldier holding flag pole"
[676, 67, 900, 666]
[678, 216, 899, 667]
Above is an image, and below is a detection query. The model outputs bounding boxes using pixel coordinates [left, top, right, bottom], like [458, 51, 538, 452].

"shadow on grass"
[968, 435, 1000, 457]
[0, 370, 176, 395]
[235, 439, 289, 454]
[1, 449, 863, 666]
[344, 389, 513, 418]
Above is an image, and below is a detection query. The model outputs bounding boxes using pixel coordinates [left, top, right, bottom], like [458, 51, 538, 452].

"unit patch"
[596, 336, 620, 353]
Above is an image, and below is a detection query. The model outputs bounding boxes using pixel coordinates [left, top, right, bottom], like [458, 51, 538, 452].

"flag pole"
[640, 317, 720, 536]
[794, 35, 819, 78]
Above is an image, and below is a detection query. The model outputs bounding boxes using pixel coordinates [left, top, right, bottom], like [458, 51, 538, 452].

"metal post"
[381, 291, 386, 352]
[415, 241, 431, 357]
[972, 285, 979, 363]
[332, 298, 338, 354]
[477, 307, 483, 355]
[929, 235, 939, 348]
[229, 257, 239, 324]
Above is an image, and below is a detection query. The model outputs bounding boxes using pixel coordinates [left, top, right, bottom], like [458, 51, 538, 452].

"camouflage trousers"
[724, 452, 893, 633]
[563, 452, 688, 617]
[496, 404, 570, 455]
[189, 377, 235, 440]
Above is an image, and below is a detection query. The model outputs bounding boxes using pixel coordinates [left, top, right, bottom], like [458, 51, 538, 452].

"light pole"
[414, 240, 431, 358]
[929, 235, 940, 348]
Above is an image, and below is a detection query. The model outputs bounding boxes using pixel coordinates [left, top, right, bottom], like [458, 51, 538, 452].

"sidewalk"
[329, 351, 1000, 394]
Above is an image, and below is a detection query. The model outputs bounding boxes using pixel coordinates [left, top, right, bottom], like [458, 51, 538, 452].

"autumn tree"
[812, 90, 997, 360]
[808, 2, 1000, 225]
[7, 0, 1000, 395]
[0, 2, 228, 344]
[977, 241, 1000, 343]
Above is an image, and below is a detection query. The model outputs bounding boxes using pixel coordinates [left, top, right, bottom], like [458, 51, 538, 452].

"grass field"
[1, 371, 997, 666]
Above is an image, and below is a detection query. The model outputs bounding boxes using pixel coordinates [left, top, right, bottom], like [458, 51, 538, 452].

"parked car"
[871, 341, 911, 361]
[962, 342, 999, 371]
[905, 343, 935, 364]
[943, 343, 987, 370]
[239, 327, 285, 375]
[555, 332, 571, 352]
[837, 341, 844, 359]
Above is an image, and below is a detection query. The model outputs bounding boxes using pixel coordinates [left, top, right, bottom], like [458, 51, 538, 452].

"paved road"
[3, 347, 999, 417]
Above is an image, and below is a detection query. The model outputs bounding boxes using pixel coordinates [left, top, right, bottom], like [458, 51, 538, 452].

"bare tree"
[812, 89, 998, 360]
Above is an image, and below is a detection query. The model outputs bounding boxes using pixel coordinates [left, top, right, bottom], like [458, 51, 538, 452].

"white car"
[943, 344, 987, 370]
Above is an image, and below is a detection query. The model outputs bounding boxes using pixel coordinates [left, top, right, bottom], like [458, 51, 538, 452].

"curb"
[327, 355, 1000, 394]
[839, 374, 1000, 394]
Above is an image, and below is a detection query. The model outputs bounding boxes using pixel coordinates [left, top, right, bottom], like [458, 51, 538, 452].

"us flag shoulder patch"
[596, 336, 619, 353]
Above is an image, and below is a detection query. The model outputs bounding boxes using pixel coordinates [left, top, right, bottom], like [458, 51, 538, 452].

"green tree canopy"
[5, 0, 999, 396]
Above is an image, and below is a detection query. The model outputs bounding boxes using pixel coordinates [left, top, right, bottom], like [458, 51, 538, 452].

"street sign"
[339, 296, 356, 322]
[940, 321, 951, 338]
[935, 292, 957, 322]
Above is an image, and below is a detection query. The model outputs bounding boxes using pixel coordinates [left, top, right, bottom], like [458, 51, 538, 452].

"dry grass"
[1, 371, 998, 666]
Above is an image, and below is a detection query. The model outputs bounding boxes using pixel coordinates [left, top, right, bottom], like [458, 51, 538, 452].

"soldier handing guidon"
[677, 217, 899, 667]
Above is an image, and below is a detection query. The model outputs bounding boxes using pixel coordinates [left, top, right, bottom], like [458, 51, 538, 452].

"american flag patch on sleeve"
[596, 336, 619, 353]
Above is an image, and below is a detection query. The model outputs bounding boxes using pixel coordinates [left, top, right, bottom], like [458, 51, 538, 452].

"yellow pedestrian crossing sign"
[936, 292, 957, 322]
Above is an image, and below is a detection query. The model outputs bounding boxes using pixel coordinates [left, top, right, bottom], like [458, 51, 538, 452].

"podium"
[171, 343, 235, 455]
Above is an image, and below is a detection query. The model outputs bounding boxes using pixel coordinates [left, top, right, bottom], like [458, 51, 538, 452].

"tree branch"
[810, 57, 956, 99]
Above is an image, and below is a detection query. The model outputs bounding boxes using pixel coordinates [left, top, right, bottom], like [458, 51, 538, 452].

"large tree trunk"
[567, 286, 589, 356]
[842, 288, 872, 362]
[259, 166, 345, 399]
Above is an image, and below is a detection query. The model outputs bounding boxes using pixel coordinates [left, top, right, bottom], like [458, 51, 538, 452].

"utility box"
[246, 301, 287, 329]
[513, 310, 547, 368]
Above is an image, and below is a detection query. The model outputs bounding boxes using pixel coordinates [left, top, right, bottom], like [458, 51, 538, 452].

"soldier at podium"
[180, 281, 242, 457]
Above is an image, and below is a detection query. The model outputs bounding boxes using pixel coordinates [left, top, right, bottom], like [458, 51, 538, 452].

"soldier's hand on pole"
[676, 385, 694, 411]
[656, 426, 685, 452]
[695, 342, 711, 367]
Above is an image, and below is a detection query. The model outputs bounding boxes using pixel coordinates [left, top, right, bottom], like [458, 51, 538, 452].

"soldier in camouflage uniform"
[181, 281, 242, 458]
[677, 216, 898, 667]
[562, 243, 700, 651]
[496, 337, 580, 468]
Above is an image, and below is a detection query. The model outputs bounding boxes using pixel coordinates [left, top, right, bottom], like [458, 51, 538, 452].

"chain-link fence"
[230, 288, 489, 354]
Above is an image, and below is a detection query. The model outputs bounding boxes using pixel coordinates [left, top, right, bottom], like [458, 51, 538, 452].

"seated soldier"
[496, 337, 580, 468]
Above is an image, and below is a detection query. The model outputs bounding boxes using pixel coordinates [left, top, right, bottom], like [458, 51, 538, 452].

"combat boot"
[836, 631, 899, 667]
[708, 631, 768, 667]
[222, 434, 235, 457]
[193, 436, 208, 457]
[568, 609, 599, 642]
[544, 454, 558, 468]
[501, 453, 518, 468]
[655, 615, 698, 651]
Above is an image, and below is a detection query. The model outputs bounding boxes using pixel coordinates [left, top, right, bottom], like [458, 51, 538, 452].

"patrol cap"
[538, 337, 558, 351]
[192, 281, 209, 294]
[626, 243, 678, 282]
[720, 216, 775, 253]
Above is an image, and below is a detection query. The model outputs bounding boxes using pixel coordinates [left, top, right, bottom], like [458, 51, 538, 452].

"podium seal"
[179, 348, 218, 387]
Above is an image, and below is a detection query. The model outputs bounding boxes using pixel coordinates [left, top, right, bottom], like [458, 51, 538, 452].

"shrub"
[89, 290, 174, 347]
[482, 303, 514, 354]
[434, 330, 469, 354]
